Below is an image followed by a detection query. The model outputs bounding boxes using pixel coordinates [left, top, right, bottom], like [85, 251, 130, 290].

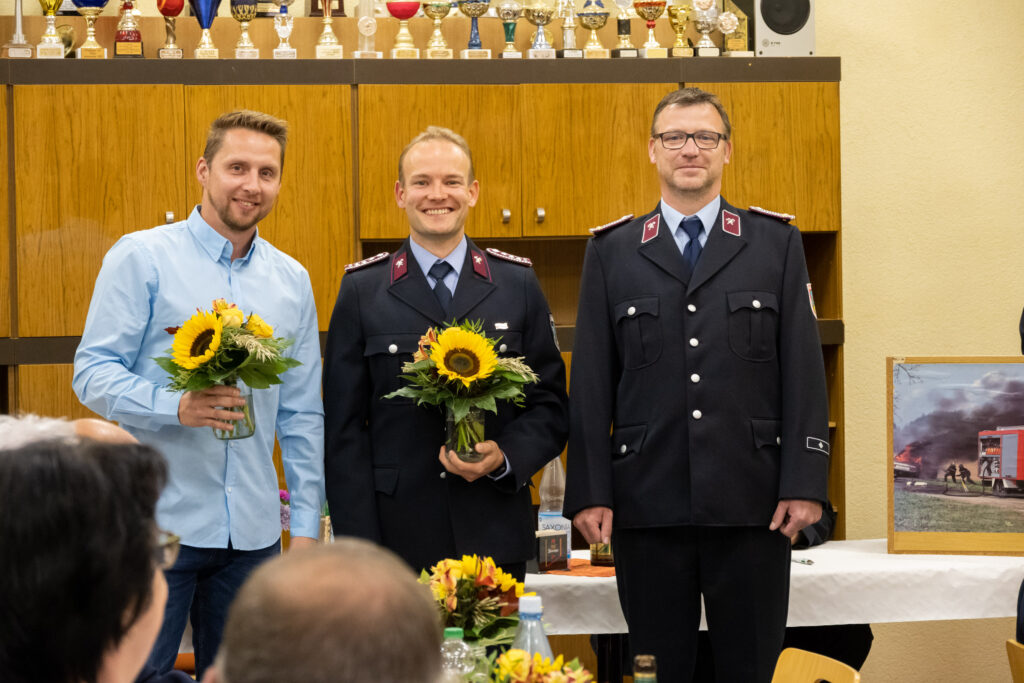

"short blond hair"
[397, 126, 475, 184]
[203, 110, 289, 167]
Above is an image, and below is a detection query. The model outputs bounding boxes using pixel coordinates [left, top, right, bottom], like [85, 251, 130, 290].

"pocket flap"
[495, 331, 523, 355]
[364, 333, 421, 357]
[727, 291, 779, 313]
[614, 296, 660, 322]
[611, 424, 648, 458]
[373, 467, 398, 494]
[750, 418, 782, 448]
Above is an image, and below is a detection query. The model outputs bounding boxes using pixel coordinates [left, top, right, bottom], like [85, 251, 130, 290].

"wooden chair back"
[1007, 639, 1024, 682]
[771, 647, 861, 683]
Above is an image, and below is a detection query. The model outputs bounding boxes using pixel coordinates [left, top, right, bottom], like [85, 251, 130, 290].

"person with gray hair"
[201, 539, 442, 683]
[0, 414, 137, 450]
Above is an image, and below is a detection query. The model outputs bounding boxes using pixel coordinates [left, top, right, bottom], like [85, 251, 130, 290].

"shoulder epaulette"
[485, 248, 532, 267]
[589, 214, 634, 235]
[344, 252, 390, 272]
[748, 206, 795, 224]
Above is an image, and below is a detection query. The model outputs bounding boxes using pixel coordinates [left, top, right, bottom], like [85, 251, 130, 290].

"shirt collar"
[660, 196, 722, 236]
[408, 236, 467, 280]
[187, 205, 259, 265]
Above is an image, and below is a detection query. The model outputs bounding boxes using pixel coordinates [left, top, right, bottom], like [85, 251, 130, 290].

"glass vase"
[446, 405, 485, 462]
[213, 379, 256, 440]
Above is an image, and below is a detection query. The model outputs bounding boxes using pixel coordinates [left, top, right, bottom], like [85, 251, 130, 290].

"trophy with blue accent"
[459, 0, 491, 58]
[190, 0, 222, 58]
[72, 0, 109, 58]
[524, 0, 555, 58]
[578, 0, 608, 58]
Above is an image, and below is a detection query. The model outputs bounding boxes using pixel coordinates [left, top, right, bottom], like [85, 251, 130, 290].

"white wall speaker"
[754, 0, 815, 57]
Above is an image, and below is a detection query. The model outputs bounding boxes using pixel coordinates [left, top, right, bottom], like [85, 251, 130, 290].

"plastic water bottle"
[439, 627, 474, 682]
[538, 458, 572, 549]
[511, 595, 554, 660]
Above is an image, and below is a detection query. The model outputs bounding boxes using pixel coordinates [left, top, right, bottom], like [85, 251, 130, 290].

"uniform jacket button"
[689, 338, 699, 347]
[687, 304, 697, 313]
[777, 437, 782, 445]
[690, 373, 700, 383]
[620, 444, 627, 454]
[440, 471, 447, 479]
[692, 409, 703, 419]
[499, 343, 508, 353]
[752, 299, 762, 309]
[388, 343, 398, 354]
[627, 306, 637, 316]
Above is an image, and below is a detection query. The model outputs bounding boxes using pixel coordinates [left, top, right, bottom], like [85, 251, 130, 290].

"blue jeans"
[145, 540, 280, 679]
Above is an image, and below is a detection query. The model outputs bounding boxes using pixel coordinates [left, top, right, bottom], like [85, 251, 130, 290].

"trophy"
[157, 0, 184, 58]
[524, 0, 555, 59]
[721, 0, 751, 56]
[496, 0, 522, 58]
[272, 0, 297, 58]
[3, 0, 32, 58]
[353, 0, 383, 57]
[633, 0, 665, 57]
[114, 0, 143, 57]
[555, 0, 581, 58]
[692, 0, 718, 56]
[189, 0, 222, 58]
[387, 0, 420, 58]
[72, 0, 110, 58]
[231, 0, 259, 58]
[666, 2, 691, 56]
[422, 1, 453, 59]
[36, 0, 65, 57]
[717, 9, 747, 57]
[610, 0, 636, 57]
[577, 0, 608, 58]
[315, 0, 344, 58]
[459, 0, 491, 59]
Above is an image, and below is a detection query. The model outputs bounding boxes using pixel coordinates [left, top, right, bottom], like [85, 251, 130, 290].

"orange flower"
[413, 327, 438, 362]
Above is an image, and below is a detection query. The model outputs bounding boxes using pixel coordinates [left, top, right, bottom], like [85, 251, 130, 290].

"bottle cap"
[518, 595, 542, 613]
[443, 627, 464, 640]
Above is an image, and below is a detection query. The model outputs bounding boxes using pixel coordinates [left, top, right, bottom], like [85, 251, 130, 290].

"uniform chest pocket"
[727, 291, 779, 362]
[614, 296, 662, 370]
[365, 333, 421, 399]
[493, 331, 523, 356]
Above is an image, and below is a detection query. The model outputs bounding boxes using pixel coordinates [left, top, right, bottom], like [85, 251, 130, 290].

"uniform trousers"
[614, 525, 791, 683]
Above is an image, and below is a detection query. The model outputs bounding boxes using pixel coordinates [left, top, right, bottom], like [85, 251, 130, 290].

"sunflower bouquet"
[154, 299, 301, 439]
[418, 554, 525, 647]
[383, 320, 539, 462]
[491, 650, 594, 683]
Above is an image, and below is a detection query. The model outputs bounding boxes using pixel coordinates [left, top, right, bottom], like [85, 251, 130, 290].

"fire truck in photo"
[977, 427, 1024, 495]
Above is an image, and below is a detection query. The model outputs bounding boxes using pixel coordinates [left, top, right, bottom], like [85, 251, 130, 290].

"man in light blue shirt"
[73, 110, 324, 679]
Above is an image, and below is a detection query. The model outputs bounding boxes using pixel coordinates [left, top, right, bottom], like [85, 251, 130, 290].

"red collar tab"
[471, 248, 492, 280]
[641, 214, 660, 244]
[345, 251, 389, 273]
[589, 214, 634, 235]
[485, 247, 532, 267]
[390, 250, 409, 283]
[722, 210, 741, 236]
[749, 205, 795, 224]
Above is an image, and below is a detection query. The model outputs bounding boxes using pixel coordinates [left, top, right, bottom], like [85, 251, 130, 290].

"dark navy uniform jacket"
[564, 200, 830, 528]
[323, 238, 568, 572]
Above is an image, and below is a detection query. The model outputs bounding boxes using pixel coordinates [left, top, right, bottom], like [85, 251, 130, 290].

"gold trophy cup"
[524, 0, 555, 59]
[666, 2, 692, 56]
[37, 0, 65, 57]
[578, 0, 608, 58]
[633, 0, 666, 57]
[422, 1, 454, 58]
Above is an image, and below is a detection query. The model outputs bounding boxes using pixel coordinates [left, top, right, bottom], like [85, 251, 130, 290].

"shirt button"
[627, 306, 637, 316]
[689, 338, 699, 347]
[752, 299, 762, 309]
[440, 472, 447, 479]
[620, 444, 627, 454]
[692, 410, 702, 420]
[690, 373, 700, 383]
[227, 487, 233, 493]
[499, 344, 507, 353]
[388, 344, 398, 354]
[687, 304, 697, 313]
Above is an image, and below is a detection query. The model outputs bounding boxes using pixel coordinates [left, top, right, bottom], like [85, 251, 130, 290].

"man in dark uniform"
[564, 88, 830, 682]
[323, 126, 568, 580]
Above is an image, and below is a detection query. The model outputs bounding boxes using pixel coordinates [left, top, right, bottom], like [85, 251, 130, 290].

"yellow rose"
[219, 307, 244, 328]
[245, 313, 274, 338]
[211, 298, 234, 313]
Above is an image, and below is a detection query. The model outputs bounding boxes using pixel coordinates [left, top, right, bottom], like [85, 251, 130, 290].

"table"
[525, 539, 1024, 635]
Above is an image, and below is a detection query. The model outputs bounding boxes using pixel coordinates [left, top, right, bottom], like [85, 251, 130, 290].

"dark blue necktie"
[681, 216, 704, 275]
[428, 261, 454, 317]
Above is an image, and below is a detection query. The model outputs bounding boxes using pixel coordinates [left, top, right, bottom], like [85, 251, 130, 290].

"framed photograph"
[889, 357, 1024, 555]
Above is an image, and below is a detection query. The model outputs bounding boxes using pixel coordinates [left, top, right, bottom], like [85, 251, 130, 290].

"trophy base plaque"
[460, 48, 491, 59]
[273, 47, 298, 58]
[390, 47, 419, 58]
[235, 47, 260, 59]
[352, 50, 383, 58]
[158, 47, 183, 59]
[670, 46, 693, 57]
[114, 41, 143, 57]
[425, 47, 453, 59]
[4, 45, 33, 58]
[195, 47, 219, 58]
[611, 47, 638, 57]
[77, 46, 107, 58]
[696, 45, 720, 56]
[639, 46, 667, 58]
[725, 50, 754, 57]
[499, 50, 523, 58]
[317, 44, 344, 58]
[255, 1, 276, 15]
[527, 47, 556, 59]
[557, 48, 583, 58]
[38, 43, 66, 59]
[583, 47, 610, 58]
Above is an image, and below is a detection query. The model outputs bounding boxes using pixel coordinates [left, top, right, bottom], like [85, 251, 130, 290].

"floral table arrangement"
[155, 298, 300, 440]
[491, 650, 594, 683]
[384, 320, 538, 461]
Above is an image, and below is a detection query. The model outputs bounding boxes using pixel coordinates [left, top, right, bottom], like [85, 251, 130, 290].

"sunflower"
[431, 326, 497, 387]
[171, 310, 223, 369]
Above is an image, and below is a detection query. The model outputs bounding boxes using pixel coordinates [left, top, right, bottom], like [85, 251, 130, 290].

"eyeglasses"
[155, 530, 180, 570]
[653, 130, 727, 150]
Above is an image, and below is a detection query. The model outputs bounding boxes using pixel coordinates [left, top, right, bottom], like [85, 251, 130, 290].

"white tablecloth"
[524, 539, 1024, 635]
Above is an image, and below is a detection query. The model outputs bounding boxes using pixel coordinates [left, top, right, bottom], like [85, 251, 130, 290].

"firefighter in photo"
[944, 462, 958, 484]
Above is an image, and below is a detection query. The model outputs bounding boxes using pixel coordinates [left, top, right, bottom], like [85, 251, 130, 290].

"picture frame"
[889, 356, 1024, 555]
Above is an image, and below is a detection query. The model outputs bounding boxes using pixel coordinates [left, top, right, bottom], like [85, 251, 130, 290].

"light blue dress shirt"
[73, 207, 325, 549]
[409, 235, 465, 297]
[661, 196, 721, 258]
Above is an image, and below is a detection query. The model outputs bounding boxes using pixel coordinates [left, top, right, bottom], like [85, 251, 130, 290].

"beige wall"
[818, 1, 1024, 680]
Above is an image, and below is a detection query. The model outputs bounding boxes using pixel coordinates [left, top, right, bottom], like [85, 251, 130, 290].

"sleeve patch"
[344, 251, 390, 272]
[806, 437, 830, 456]
[485, 248, 532, 267]
[589, 214, 634, 235]
[749, 205, 796, 223]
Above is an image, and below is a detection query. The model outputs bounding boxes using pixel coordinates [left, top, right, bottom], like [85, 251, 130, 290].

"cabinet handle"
[535, 208, 546, 223]
[165, 211, 175, 224]
[501, 208, 511, 224]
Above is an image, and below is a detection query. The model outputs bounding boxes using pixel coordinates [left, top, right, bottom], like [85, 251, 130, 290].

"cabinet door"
[0, 87, 8, 338]
[184, 86, 354, 331]
[687, 82, 841, 232]
[14, 85, 187, 337]
[358, 85, 521, 240]
[520, 83, 675, 237]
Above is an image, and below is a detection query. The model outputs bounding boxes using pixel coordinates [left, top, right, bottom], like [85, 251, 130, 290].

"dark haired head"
[651, 87, 732, 140]
[0, 440, 167, 683]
